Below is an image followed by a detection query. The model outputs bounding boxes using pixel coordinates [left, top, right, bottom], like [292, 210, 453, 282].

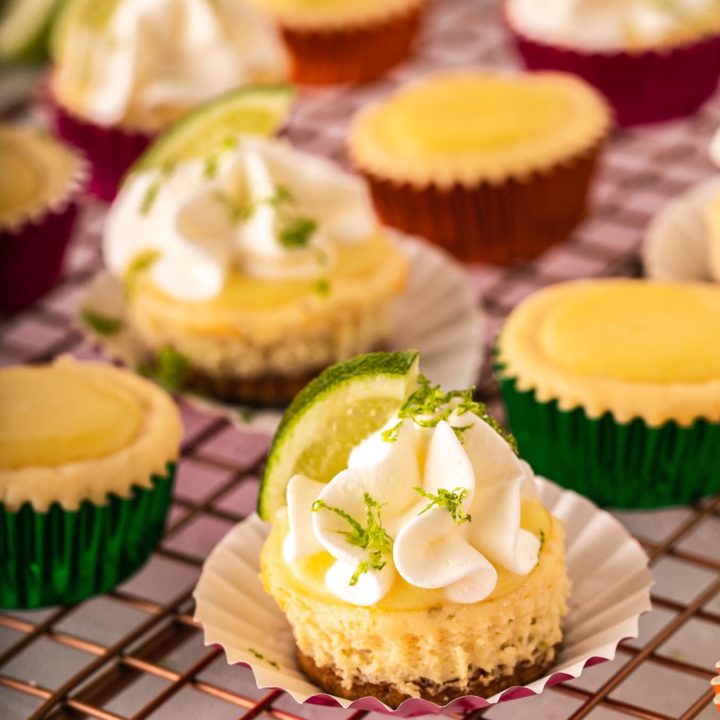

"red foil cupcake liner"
[282, 3, 426, 85]
[507, 21, 720, 128]
[359, 144, 604, 265]
[47, 92, 153, 202]
[0, 158, 87, 314]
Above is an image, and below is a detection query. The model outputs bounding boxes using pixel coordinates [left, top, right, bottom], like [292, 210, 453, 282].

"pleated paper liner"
[497, 364, 720, 509]
[47, 88, 153, 202]
[643, 176, 720, 282]
[78, 234, 484, 434]
[506, 16, 720, 128]
[280, 2, 426, 85]
[0, 146, 88, 313]
[0, 463, 176, 610]
[193, 478, 652, 715]
[358, 142, 604, 265]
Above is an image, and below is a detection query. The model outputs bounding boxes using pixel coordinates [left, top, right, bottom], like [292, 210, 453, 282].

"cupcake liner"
[281, 3, 425, 85]
[506, 19, 720, 128]
[193, 477, 652, 715]
[78, 234, 484, 433]
[497, 366, 720, 509]
[47, 90, 153, 202]
[0, 463, 176, 609]
[361, 144, 603, 265]
[643, 176, 720, 281]
[0, 151, 87, 314]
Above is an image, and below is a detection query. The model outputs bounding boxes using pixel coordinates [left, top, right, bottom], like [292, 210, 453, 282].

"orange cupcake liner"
[281, 3, 426, 85]
[359, 142, 605, 265]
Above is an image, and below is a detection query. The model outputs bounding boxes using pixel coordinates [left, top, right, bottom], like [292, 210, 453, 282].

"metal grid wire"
[1, 0, 719, 718]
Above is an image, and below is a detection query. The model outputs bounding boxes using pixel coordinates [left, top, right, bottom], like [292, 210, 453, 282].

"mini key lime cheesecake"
[0, 357, 182, 608]
[98, 131, 408, 406]
[260, 352, 568, 705]
[497, 279, 720, 507]
[48, 0, 289, 199]
[0, 123, 86, 312]
[246, 0, 426, 84]
[349, 71, 611, 264]
[506, 0, 720, 127]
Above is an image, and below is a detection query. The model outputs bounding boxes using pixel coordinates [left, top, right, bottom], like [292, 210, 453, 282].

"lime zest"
[123, 249, 160, 298]
[80, 308, 124, 336]
[314, 278, 331, 297]
[415, 486, 471, 525]
[248, 648, 279, 669]
[312, 493, 394, 586]
[139, 346, 190, 394]
[382, 375, 517, 452]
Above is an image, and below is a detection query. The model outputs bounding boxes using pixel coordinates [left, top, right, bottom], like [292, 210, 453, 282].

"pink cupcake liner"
[47, 90, 153, 202]
[507, 19, 720, 128]
[0, 156, 88, 313]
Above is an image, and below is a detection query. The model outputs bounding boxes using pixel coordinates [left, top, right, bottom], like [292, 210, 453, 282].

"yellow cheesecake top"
[130, 231, 408, 342]
[0, 365, 143, 469]
[349, 71, 611, 188]
[0, 125, 83, 229]
[498, 279, 720, 426]
[265, 499, 552, 611]
[0, 357, 183, 511]
[246, 0, 424, 29]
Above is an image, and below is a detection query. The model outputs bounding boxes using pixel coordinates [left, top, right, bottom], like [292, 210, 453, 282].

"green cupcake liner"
[0, 463, 176, 609]
[496, 366, 720, 509]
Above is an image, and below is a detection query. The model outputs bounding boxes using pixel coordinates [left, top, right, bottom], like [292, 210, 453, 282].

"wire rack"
[1, 1, 719, 718]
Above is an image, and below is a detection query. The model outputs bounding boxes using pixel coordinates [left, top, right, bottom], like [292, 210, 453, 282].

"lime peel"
[258, 351, 420, 521]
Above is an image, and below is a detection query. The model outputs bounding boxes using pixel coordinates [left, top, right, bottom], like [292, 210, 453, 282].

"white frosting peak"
[710, 128, 720, 167]
[104, 137, 377, 301]
[56, 0, 288, 127]
[507, 0, 720, 51]
[286, 404, 541, 607]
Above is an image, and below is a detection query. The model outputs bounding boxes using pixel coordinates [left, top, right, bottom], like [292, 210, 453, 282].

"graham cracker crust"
[296, 643, 562, 707]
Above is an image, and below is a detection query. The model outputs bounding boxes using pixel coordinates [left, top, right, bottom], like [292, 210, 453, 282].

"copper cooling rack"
[1, 1, 719, 718]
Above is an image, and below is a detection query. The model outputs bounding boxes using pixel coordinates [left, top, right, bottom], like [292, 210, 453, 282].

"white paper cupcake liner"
[193, 478, 653, 715]
[78, 234, 484, 434]
[643, 176, 720, 281]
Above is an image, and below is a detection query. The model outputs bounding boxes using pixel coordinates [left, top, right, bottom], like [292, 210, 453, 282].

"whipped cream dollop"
[104, 136, 377, 302]
[506, 0, 720, 51]
[710, 127, 720, 167]
[55, 0, 288, 127]
[283, 387, 541, 607]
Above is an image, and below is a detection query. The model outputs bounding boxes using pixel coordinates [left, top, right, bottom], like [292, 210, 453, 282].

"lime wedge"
[0, 0, 65, 62]
[50, 0, 119, 60]
[130, 84, 296, 175]
[258, 351, 420, 521]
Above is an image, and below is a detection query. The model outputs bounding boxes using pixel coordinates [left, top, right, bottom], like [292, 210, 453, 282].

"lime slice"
[0, 0, 65, 62]
[258, 351, 420, 521]
[50, 0, 118, 61]
[130, 84, 296, 175]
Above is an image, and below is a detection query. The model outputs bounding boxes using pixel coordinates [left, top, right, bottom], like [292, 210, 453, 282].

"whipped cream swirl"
[56, 0, 288, 127]
[104, 136, 377, 302]
[283, 391, 541, 607]
[507, 0, 720, 51]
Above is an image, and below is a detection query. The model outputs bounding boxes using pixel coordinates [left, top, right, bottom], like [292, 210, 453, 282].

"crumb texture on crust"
[0, 357, 182, 512]
[498, 279, 720, 426]
[349, 71, 611, 189]
[261, 513, 568, 700]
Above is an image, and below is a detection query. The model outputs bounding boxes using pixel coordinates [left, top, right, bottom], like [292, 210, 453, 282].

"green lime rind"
[0, 0, 66, 63]
[129, 84, 296, 176]
[258, 351, 420, 521]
